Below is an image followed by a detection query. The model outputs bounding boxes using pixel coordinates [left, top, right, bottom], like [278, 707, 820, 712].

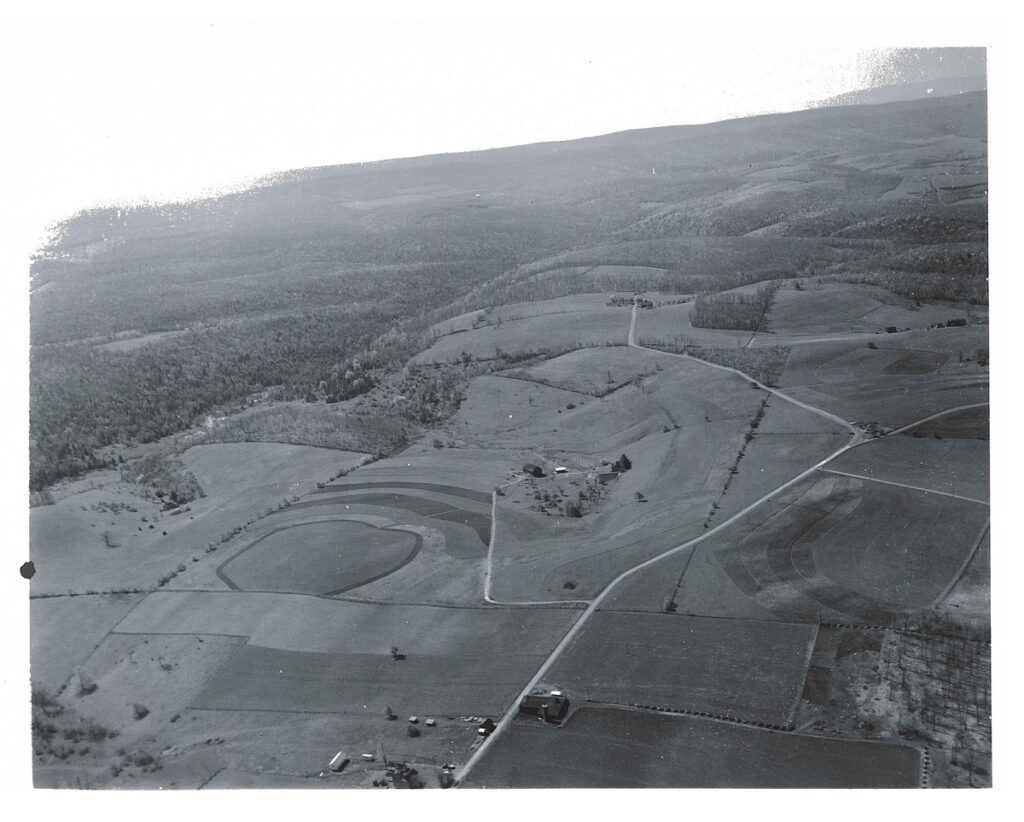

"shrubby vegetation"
[120, 451, 204, 507]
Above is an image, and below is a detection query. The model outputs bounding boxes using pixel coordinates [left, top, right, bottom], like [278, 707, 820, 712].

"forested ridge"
[30, 91, 988, 490]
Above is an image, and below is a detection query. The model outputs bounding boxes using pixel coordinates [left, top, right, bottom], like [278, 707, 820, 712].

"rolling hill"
[29, 91, 987, 489]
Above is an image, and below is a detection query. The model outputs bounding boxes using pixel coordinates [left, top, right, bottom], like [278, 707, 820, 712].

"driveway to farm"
[457, 299, 986, 785]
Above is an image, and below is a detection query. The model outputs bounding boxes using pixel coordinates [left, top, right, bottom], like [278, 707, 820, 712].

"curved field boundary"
[215, 518, 422, 595]
[315, 480, 492, 505]
[286, 492, 491, 546]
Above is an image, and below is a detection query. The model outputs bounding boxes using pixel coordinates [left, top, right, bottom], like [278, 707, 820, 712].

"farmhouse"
[523, 463, 545, 477]
[518, 692, 570, 724]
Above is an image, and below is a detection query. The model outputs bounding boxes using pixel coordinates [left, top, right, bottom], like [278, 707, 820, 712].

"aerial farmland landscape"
[22, 40, 991, 791]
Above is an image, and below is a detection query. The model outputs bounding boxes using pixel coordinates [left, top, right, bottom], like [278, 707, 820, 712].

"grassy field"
[514, 346, 663, 396]
[415, 295, 628, 364]
[194, 643, 546, 716]
[466, 706, 921, 788]
[29, 443, 364, 596]
[828, 435, 989, 502]
[635, 299, 755, 348]
[29, 592, 146, 693]
[774, 325, 989, 428]
[546, 612, 817, 726]
[114, 591, 579, 656]
[763, 282, 976, 338]
[217, 520, 421, 595]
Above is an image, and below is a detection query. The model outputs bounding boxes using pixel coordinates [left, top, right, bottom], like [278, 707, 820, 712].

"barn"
[518, 692, 570, 724]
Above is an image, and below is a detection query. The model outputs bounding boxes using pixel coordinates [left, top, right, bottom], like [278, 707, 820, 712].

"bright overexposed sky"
[1, 16, 867, 253]
[0, 1, 998, 257]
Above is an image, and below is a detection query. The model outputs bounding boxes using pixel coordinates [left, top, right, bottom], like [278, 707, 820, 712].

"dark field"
[714, 473, 990, 621]
[546, 612, 817, 726]
[907, 405, 989, 439]
[466, 706, 922, 788]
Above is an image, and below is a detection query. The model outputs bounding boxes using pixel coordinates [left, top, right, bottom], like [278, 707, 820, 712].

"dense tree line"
[29, 306, 421, 489]
[691, 284, 779, 331]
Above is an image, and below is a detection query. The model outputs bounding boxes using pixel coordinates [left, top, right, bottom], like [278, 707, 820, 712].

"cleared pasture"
[634, 300, 754, 348]
[466, 706, 921, 788]
[415, 300, 628, 364]
[828, 435, 989, 502]
[345, 448, 520, 492]
[429, 292, 618, 337]
[782, 373, 988, 430]
[114, 591, 580, 658]
[29, 443, 360, 596]
[217, 520, 420, 595]
[195, 643, 547, 716]
[546, 612, 816, 726]
[75, 632, 245, 733]
[766, 283, 971, 337]
[30, 592, 146, 693]
[517, 346, 664, 396]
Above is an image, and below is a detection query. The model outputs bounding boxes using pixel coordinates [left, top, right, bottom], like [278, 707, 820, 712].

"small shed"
[554, 466, 569, 474]
[477, 718, 497, 737]
[522, 463, 545, 478]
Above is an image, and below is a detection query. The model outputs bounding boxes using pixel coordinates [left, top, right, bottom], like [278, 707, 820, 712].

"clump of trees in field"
[120, 451, 205, 507]
[691, 284, 779, 331]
